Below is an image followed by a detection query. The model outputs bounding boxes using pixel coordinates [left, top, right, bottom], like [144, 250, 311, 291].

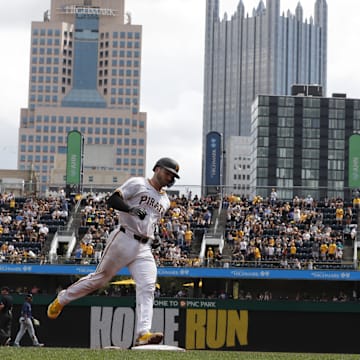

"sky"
[0, 0, 359, 192]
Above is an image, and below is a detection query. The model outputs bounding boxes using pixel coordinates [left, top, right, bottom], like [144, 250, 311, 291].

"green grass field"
[0, 348, 359, 360]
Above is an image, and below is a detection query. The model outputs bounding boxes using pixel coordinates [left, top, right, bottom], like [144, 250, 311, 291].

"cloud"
[0, 1, 49, 28]
[145, 90, 203, 188]
[2, 0, 360, 192]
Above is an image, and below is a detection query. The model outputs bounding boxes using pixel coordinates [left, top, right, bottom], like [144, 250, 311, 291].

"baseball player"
[13, 294, 43, 347]
[47, 157, 180, 346]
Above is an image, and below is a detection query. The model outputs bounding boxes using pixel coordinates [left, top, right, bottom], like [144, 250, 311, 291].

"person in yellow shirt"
[184, 227, 193, 248]
[80, 241, 87, 258]
[289, 241, 297, 258]
[328, 241, 337, 260]
[320, 242, 328, 261]
[353, 195, 360, 208]
[206, 247, 214, 267]
[254, 246, 262, 266]
[335, 206, 344, 225]
[85, 242, 94, 260]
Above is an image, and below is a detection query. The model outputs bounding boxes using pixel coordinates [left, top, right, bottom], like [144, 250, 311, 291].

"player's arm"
[107, 191, 147, 220]
[107, 190, 132, 212]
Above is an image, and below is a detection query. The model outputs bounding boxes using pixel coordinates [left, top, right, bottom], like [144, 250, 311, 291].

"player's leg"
[48, 229, 140, 319]
[26, 321, 42, 346]
[129, 248, 163, 346]
[13, 321, 26, 346]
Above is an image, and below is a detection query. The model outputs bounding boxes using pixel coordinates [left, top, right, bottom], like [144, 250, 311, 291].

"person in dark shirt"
[0, 286, 13, 346]
[13, 294, 43, 347]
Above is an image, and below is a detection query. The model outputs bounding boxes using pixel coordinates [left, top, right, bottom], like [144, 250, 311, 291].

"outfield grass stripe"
[0, 348, 359, 360]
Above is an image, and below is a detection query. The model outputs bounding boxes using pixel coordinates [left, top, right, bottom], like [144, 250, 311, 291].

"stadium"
[1, 0, 359, 358]
[1, 187, 360, 355]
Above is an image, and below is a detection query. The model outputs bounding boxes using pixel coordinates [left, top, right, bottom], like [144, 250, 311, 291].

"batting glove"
[129, 207, 147, 220]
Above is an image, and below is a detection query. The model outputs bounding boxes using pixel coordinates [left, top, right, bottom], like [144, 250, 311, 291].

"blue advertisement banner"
[205, 131, 221, 186]
[0, 264, 358, 281]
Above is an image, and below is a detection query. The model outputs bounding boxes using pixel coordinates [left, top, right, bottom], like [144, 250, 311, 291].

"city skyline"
[1, 0, 360, 189]
[202, 0, 327, 193]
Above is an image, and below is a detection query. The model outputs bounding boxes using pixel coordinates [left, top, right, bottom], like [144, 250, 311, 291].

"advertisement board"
[11, 297, 360, 353]
[205, 131, 221, 187]
[349, 133, 360, 188]
[66, 130, 83, 186]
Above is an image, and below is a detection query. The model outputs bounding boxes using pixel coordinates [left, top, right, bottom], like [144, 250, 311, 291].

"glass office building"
[202, 0, 327, 191]
[18, 0, 146, 190]
[250, 91, 360, 201]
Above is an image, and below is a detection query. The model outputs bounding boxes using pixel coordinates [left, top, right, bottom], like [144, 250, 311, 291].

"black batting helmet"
[153, 158, 180, 179]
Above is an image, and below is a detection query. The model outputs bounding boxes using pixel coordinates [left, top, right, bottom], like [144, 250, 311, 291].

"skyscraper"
[251, 90, 360, 202]
[202, 0, 327, 192]
[18, 0, 146, 191]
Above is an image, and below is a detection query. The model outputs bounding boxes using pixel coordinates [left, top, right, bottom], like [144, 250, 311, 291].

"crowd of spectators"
[74, 191, 217, 266]
[2, 189, 360, 304]
[0, 192, 69, 264]
[0, 189, 359, 273]
[223, 192, 358, 270]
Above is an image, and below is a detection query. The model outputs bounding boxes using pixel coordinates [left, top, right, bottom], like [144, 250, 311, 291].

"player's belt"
[120, 226, 149, 244]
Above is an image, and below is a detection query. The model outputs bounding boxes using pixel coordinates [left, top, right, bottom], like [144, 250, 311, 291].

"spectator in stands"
[254, 246, 261, 266]
[312, 240, 320, 260]
[84, 242, 94, 262]
[184, 226, 193, 248]
[73, 244, 82, 264]
[214, 248, 223, 267]
[206, 247, 214, 267]
[94, 239, 103, 264]
[336, 242, 343, 260]
[38, 223, 49, 239]
[289, 240, 297, 259]
[320, 241, 328, 261]
[335, 204, 344, 225]
[270, 188, 278, 206]
[328, 240, 337, 260]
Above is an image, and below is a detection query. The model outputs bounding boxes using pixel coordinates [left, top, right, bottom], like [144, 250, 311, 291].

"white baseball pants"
[58, 227, 157, 337]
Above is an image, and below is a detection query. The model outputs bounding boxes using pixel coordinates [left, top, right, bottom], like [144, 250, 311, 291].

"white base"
[131, 344, 185, 351]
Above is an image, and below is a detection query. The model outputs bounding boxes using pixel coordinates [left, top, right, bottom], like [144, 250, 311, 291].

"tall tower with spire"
[202, 0, 327, 193]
